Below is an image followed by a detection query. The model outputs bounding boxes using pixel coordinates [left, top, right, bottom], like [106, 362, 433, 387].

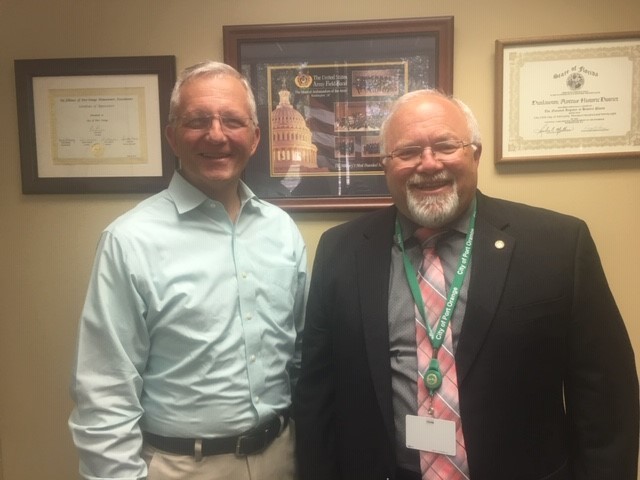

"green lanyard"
[394, 204, 476, 394]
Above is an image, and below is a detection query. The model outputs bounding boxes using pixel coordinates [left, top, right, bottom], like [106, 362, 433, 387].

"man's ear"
[165, 124, 178, 155]
[250, 126, 261, 155]
[474, 144, 482, 162]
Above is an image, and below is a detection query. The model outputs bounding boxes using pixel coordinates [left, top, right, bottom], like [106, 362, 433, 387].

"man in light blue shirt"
[69, 61, 307, 480]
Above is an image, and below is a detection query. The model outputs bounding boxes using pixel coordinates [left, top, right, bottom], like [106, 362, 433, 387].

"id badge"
[405, 415, 456, 456]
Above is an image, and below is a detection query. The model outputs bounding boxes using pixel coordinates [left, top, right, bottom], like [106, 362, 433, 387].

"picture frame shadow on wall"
[14, 55, 177, 194]
[223, 17, 454, 211]
[495, 31, 640, 164]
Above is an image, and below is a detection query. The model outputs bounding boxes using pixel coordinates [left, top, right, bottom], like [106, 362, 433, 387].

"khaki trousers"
[142, 422, 297, 480]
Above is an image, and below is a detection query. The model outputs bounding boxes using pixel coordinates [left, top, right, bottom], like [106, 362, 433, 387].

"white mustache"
[407, 172, 452, 188]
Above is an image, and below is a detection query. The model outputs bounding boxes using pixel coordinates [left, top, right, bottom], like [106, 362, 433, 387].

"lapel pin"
[494, 240, 505, 249]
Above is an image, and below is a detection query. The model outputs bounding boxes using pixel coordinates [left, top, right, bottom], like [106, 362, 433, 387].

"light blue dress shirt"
[69, 172, 307, 480]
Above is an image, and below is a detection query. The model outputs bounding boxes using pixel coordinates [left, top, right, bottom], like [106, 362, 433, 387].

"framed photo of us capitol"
[223, 17, 453, 211]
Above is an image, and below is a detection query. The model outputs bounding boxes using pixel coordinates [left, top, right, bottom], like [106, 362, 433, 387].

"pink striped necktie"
[414, 229, 470, 479]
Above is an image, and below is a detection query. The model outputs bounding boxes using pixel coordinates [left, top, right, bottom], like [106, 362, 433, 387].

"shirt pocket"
[262, 266, 298, 292]
[255, 266, 298, 313]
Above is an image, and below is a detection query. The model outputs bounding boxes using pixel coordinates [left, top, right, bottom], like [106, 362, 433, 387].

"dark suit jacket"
[295, 192, 638, 480]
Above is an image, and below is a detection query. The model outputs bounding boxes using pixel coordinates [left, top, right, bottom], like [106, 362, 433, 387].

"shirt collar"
[167, 171, 261, 216]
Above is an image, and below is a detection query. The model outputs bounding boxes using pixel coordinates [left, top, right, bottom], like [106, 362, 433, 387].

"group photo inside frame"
[224, 17, 453, 210]
[495, 32, 640, 163]
[15, 55, 176, 194]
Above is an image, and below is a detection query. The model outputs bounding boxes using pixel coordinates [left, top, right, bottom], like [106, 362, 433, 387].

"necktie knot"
[414, 228, 453, 254]
[414, 227, 438, 245]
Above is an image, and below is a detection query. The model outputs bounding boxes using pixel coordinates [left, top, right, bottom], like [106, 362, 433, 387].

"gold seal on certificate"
[91, 143, 105, 158]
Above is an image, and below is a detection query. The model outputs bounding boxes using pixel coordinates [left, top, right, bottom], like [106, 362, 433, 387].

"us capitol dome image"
[270, 86, 318, 175]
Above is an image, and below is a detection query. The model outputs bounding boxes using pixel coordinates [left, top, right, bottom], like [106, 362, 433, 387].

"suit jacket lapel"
[357, 207, 397, 441]
[456, 193, 514, 384]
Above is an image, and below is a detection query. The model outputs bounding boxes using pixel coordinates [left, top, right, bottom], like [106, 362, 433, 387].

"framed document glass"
[496, 32, 640, 163]
[15, 56, 176, 193]
[224, 17, 453, 210]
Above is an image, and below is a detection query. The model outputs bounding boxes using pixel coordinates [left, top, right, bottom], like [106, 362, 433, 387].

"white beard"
[405, 173, 460, 228]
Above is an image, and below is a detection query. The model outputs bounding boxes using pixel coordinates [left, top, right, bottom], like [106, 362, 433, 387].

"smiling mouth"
[199, 152, 229, 160]
[407, 171, 453, 191]
[409, 179, 451, 192]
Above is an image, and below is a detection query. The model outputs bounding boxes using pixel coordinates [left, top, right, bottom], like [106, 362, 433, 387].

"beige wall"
[0, 0, 638, 478]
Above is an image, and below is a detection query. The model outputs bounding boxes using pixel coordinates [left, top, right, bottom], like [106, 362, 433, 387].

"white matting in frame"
[32, 74, 163, 178]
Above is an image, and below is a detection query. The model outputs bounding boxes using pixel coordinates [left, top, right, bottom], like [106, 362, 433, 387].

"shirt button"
[242, 272, 248, 279]
[250, 355, 256, 363]
[255, 396, 260, 403]
[246, 314, 253, 320]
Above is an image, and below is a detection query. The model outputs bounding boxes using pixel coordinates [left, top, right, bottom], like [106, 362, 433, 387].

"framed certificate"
[224, 17, 453, 211]
[15, 56, 176, 193]
[495, 32, 640, 163]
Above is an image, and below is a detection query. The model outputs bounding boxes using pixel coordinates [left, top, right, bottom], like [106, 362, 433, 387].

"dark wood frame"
[15, 56, 177, 194]
[224, 17, 453, 211]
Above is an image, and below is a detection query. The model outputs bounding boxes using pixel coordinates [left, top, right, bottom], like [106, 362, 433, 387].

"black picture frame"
[15, 55, 177, 194]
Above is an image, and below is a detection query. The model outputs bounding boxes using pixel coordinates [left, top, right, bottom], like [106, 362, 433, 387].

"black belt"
[143, 410, 289, 457]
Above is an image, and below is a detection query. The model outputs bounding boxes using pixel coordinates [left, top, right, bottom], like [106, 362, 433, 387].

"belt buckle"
[235, 430, 265, 456]
[235, 421, 275, 456]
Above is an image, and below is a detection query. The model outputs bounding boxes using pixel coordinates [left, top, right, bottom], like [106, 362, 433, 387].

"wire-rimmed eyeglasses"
[177, 114, 254, 133]
[382, 140, 476, 165]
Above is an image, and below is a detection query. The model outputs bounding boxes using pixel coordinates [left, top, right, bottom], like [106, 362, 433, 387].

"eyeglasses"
[178, 114, 253, 133]
[382, 141, 475, 164]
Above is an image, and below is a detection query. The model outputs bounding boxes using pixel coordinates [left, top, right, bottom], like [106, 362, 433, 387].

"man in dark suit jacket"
[294, 90, 639, 480]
